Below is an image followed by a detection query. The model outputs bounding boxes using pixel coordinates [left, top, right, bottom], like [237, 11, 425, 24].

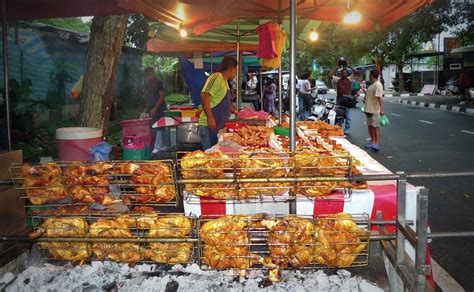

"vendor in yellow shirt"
[199, 56, 238, 150]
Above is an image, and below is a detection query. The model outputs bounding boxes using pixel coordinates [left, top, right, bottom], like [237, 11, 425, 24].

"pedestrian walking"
[363, 69, 385, 151]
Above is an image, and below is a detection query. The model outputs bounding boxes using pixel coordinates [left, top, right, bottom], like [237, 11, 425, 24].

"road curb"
[395, 98, 474, 115]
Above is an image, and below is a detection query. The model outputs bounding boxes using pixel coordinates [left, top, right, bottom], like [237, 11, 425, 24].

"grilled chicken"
[88, 217, 141, 265]
[200, 216, 254, 269]
[313, 212, 368, 267]
[261, 216, 315, 268]
[29, 217, 90, 261]
[21, 163, 67, 205]
[137, 214, 193, 264]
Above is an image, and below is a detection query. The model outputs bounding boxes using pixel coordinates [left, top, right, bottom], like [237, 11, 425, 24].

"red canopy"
[7, 0, 431, 32]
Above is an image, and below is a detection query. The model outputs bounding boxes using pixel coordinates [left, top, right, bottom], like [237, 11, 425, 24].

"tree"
[447, 0, 474, 45]
[32, 17, 91, 33]
[373, 0, 454, 92]
[78, 16, 128, 134]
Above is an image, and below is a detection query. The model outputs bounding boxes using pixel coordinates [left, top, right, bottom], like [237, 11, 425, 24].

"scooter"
[308, 95, 345, 126]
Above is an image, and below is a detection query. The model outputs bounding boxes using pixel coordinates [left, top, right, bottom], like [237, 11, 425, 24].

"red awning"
[7, 0, 432, 32]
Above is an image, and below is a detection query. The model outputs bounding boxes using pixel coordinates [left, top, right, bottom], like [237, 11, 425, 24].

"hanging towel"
[261, 26, 287, 69]
[256, 22, 278, 59]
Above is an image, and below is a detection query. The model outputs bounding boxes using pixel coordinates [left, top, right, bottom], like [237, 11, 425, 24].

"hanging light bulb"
[343, 0, 362, 25]
[179, 28, 188, 38]
[309, 30, 319, 42]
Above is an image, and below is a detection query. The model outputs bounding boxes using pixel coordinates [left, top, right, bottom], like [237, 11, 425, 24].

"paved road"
[317, 92, 474, 290]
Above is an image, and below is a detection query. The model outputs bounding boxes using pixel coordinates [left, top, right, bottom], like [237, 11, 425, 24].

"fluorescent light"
[343, 11, 362, 24]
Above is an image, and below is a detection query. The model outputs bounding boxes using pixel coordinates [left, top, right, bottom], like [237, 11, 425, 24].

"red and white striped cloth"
[152, 116, 198, 128]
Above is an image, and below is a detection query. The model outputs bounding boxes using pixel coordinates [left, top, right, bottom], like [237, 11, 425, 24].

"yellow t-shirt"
[364, 81, 384, 114]
[198, 72, 229, 126]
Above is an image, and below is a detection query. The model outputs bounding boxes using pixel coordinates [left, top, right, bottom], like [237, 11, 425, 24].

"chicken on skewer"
[314, 212, 368, 267]
[29, 217, 90, 262]
[137, 214, 193, 264]
[21, 163, 67, 205]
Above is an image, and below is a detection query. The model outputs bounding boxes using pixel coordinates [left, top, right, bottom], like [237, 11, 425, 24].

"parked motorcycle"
[308, 95, 345, 126]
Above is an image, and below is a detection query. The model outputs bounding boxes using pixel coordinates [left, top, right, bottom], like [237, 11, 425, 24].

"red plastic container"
[121, 118, 152, 150]
[56, 127, 102, 161]
[225, 121, 247, 132]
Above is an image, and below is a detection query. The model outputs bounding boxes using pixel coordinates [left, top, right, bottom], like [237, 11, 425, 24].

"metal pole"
[2, 0, 11, 151]
[289, 0, 297, 214]
[236, 19, 242, 111]
[259, 70, 263, 111]
[289, 0, 296, 152]
[415, 188, 430, 290]
[396, 171, 406, 266]
[277, 0, 283, 126]
[210, 52, 213, 74]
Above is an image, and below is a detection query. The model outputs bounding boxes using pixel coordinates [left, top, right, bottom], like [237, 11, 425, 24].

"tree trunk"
[396, 59, 405, 93]
[79, 15, 128, 136]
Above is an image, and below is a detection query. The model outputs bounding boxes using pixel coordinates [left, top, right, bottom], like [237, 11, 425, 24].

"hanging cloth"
[256, 22, 278, 59]
[260, 25, 287, 69]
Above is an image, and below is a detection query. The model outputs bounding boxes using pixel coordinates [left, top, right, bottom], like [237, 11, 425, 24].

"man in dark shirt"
[329, 67, 355, 134]
[144, 67, 169, 154]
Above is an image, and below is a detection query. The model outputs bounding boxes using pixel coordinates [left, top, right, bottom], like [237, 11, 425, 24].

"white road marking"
[461, 130, 474, 135]
[419, 120, 433, 124]
[390, 113, 401, 117]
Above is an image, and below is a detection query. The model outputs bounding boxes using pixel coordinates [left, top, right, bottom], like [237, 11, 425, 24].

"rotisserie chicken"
[29, 217, 91, 261]
[117, 161, 176, 203]
[88, 217, 141, 265]
[313, 212, 368, 267]
[137, 214, 193, 264]
[21, 163, 67, 205]
[200, 216, 254, 270]
[261, 216, 315, 268]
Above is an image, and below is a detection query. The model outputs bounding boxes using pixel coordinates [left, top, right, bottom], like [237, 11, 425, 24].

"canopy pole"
[236, 19, 242, 111]
[289, 0, 297, 214]
[2, 0, 11, 151]
[210, 52, 213, 74]
[277, 0, 283, 126]
[259, 70, 263, 111]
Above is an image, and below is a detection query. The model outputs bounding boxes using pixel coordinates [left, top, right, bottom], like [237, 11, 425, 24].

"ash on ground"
[2, 262, 383, 292]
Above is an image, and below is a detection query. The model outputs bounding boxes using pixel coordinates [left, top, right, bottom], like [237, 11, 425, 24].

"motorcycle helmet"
[338, 57, 348, 67]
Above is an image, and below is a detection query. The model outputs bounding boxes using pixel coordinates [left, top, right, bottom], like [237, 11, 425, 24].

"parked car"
[316, 80, 328, 94]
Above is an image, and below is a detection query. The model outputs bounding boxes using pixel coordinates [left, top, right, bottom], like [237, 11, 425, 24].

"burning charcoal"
[258, 278, 273, 288]
[165, 280, 179, 292]
[23, 278, 30, 285]
[82, 284, 100, 291]
[102, 280, 117, 291]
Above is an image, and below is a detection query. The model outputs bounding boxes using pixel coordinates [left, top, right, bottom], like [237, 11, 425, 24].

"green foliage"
[124, 14, 150, 50]
[165, 93, 190, 104]
[142, 54, 183, 93]
[46, 60, 74, 106]
[117, 63, 145, 109]
[32, 17, 90, 33]
[447, 1, 474, 45]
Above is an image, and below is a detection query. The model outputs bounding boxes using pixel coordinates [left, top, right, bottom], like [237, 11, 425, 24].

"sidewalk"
[392, 94, 474, 114]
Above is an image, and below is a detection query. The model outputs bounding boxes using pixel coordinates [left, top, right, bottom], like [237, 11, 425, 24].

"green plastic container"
[274, 127, 290, 137]
[165, 111, 181, 117]
[122, 135, 146, 160]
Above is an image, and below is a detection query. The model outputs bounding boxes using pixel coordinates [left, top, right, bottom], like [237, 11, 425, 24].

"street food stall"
[4, 1, 473, 291]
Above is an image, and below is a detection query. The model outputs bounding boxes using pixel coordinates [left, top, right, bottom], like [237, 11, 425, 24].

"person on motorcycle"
[329, 58, 356, 134]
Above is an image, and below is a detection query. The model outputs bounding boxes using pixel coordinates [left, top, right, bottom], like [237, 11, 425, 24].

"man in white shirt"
[362, 69, 385, 151]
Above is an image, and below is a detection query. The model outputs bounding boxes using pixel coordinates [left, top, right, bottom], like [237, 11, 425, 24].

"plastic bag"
[361, 105, 365, 112]
[89, 142, 112, 161]
[379, 115, 389, 126]
[71, 75, 84, 100]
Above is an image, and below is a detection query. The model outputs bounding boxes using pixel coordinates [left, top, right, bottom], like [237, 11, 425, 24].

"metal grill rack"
[177, 151, 361, 203]
[196, 213, 370, 270]
[29, 213, 197, 265]
[9, 160, 180, 210]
